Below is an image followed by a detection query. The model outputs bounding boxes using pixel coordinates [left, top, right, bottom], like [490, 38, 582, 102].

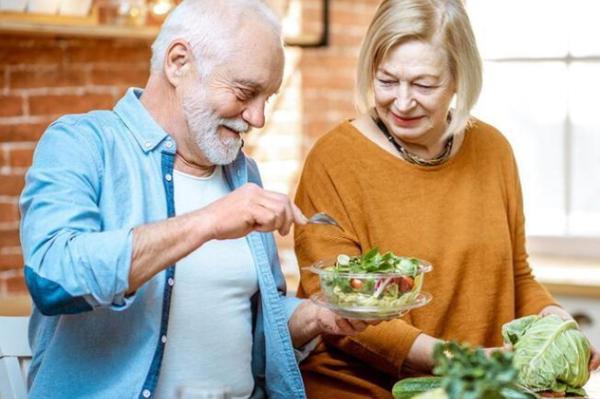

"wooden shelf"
[0, 11, 324, 45]
[0, 11, 159, 40]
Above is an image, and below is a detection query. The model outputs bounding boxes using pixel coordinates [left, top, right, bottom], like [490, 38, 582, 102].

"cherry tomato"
[398, 276, 414, 293]
[350, 278, 364, 290]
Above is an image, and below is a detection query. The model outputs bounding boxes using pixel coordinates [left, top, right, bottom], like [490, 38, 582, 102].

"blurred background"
[0, 0, 598, 345]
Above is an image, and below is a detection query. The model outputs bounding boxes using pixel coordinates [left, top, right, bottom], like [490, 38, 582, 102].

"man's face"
[182, 22, 284, 165]
[182, 83, 249, 165]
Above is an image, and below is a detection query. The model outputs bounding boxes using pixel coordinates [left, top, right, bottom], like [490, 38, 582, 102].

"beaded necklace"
[371, 115, 453, 167]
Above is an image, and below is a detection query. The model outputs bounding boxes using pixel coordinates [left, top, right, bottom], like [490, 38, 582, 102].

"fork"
[306, 212, 341, 228]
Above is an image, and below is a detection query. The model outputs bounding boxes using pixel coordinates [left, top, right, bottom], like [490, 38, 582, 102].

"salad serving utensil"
[306, 212, 341, 228]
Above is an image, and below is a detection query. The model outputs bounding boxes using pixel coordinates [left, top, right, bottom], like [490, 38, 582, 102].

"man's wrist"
[289, 301, 320, 348]
[188, 208, 216, 243]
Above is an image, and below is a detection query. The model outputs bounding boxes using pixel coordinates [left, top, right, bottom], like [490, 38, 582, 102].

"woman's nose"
[394, 85, 416, 112]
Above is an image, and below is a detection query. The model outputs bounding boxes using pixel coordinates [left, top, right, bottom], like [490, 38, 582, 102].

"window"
[467, 0, 600, 255]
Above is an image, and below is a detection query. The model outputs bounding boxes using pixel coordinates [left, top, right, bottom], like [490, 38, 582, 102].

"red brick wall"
[0, 0, 381, 311]
[300, 0, 379, 151]
[0, 35, 151, 303]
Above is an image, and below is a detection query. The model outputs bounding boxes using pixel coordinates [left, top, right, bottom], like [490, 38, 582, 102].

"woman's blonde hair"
[356, 0, 482, 136]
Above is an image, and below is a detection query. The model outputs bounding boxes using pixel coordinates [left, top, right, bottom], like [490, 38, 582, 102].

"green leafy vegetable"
[333, 247, 419, 275]
[502, 315, 591, 396]
[394, 342, 536, 399]
[431, 342, 533, 399]
[320, 248, 424, 311]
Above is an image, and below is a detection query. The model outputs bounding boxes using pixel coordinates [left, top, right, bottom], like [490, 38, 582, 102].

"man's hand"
[129, 183, 304, 293]
[200, 183, 306, 240]
[288, 301, 378, 348]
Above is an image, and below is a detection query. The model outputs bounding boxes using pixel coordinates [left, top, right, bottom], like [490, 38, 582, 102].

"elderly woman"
[293, 0, 600, 398]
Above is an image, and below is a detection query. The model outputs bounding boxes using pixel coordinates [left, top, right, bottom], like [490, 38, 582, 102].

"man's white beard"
[182, 89, 249, 165]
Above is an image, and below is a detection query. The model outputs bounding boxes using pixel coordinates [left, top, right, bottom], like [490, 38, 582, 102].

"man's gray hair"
[150, 0, 282, 75]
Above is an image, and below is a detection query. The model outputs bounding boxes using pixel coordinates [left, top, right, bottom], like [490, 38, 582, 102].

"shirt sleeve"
[506, 148, 557, 316]
[19, 119, 136, 316]
[294, 335, 322, 363]
[294, 151, 422, 376]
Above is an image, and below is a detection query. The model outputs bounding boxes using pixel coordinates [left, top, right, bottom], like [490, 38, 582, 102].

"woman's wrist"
[404, 333, 443, 373]
[539, 305, 575, 322]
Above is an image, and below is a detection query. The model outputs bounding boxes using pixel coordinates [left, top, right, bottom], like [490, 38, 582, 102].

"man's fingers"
[253, 191, 296, 235]
[251, 205, 279, 232]
[334, 317, 358, 335]
[291, 203, 307, 225]
[347, 319, 369, 331]
[258, 199, 286, 231]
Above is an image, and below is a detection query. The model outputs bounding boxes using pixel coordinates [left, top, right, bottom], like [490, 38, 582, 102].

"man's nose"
[242, 99, 266, 129]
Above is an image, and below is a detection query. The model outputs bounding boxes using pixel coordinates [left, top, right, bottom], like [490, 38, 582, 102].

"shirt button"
[142, 389, 151, 398]
[168, 277, 174, 286]
[144, 141, 152, 149]
[161, 335, 167, 344]
[165, 174, 172, 181]
[165, 141, 173, 149]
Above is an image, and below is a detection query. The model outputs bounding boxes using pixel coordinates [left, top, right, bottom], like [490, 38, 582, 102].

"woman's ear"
[164, 40, 193, 86]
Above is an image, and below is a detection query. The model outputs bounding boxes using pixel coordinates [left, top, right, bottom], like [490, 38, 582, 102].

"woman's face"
[373, 40, 456, 146]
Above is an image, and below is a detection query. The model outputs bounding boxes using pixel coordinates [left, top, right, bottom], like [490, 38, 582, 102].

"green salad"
[320, 247, 424, 310]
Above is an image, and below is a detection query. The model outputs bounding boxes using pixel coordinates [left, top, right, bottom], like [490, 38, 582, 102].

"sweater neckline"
[341, 119, 473, 172]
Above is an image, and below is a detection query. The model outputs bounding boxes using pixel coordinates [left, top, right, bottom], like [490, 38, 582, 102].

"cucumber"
[500, 386, 537, 399]
[392, 377, 443, 399]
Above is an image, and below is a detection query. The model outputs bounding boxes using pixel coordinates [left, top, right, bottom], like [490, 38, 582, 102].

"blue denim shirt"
[19, 88, 306, 399]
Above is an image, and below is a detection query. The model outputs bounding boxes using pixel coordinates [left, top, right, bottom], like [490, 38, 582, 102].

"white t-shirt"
[155, 166, 258, 399]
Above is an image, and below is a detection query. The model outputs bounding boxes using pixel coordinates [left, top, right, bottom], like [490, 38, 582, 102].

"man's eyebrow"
[233, 79, 264, 91]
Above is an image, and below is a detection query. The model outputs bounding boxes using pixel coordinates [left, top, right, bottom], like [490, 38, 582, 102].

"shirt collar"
[114, 88, 169, 153]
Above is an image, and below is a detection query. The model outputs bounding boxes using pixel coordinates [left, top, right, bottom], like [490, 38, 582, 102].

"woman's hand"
[288, 300, 379, 348]
[539, 305, 600, 371]
[589, 346, 600, 372]
[483, 343, 513, 358]
[538, 305, 575, 322]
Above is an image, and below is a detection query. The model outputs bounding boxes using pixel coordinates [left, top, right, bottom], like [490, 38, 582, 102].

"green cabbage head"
[502, 314, 591, 395]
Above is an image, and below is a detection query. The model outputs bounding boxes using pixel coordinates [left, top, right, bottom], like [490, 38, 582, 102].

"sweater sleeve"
[506, 149, 557, 316]
[294, 146, 422, 376]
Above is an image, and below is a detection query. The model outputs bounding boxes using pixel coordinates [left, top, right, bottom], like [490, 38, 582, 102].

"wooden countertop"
[0, 295, 31, 316]
[532, 255, 600, 299]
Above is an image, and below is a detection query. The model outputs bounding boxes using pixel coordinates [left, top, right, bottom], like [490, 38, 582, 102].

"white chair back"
[0, 316, 31, 399]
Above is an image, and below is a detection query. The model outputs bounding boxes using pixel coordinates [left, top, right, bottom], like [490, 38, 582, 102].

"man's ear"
[164, 40, 194, 86]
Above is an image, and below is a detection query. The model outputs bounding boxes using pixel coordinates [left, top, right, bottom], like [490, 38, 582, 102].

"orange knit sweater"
[294, 119, 556, 399]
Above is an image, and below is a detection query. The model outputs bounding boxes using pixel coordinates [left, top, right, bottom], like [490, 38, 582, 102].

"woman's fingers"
[589, 345, 600, 372]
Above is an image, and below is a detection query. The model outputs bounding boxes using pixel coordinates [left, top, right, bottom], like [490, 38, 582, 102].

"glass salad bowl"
[306, 248, 432, 320]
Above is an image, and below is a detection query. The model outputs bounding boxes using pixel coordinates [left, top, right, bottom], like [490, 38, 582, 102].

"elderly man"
[19, 1, 369, 398]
